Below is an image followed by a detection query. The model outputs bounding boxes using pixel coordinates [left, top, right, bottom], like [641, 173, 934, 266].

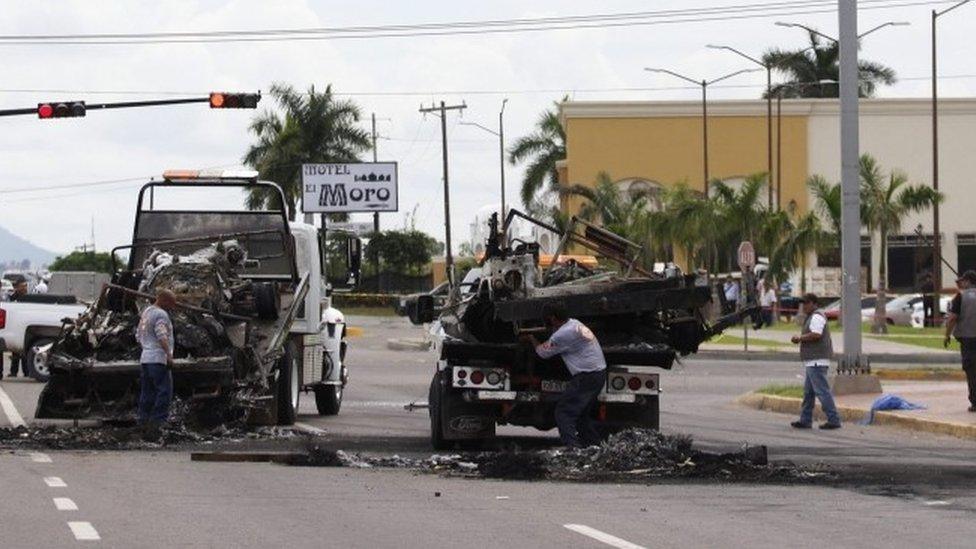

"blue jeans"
[555, 370, 607, 448]
[138, 363, 173, 424]
[799, 365, 840, 425]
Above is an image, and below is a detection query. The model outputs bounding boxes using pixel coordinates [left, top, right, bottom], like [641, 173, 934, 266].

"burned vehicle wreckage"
[407, 211, 761, 449]
[36, 171, 358, 425]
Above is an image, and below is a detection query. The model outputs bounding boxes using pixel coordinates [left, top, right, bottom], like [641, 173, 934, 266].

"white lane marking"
[45, 477, 68, 488]
[294, 422, 327, 435]
[68, 522, 100, 540]
[0, 384, 26, 427]
[564, 524, 646, 549]
[30, 452, 53, 463]
[53, 498, 78, 511]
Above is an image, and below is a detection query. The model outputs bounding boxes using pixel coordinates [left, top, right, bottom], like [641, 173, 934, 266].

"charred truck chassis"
[419, 211, 760, 449]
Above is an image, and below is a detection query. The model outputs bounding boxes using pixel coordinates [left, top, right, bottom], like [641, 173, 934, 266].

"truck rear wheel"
[314, 385, 342, 415]
[25, 338, 55, 382]
[276, 342, 301, 425]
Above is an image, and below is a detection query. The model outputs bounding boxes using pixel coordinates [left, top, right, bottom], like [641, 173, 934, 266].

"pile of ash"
[287, 429, 820, 483]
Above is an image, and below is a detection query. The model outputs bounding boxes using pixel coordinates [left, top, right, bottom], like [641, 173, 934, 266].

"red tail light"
[627, 377, 641, 391]
[645, 378, 655, 389]
[470, 370, 485, 384]
[456, 369, 467, 379]
[0, 307, 5, 329]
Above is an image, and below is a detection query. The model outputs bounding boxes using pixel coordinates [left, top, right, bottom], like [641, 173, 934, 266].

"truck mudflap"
[35, 357, 234, 420]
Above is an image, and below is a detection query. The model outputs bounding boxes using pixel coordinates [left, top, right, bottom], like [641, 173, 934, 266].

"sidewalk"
[740, 380, 976, 440]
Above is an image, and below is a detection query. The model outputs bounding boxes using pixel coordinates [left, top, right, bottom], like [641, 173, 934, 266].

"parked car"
[823, 295, 894, 321]
[863, 293, 922, 327]
[910, 295, 953, 328]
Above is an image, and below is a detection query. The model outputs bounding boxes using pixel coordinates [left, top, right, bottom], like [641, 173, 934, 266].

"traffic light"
[209, 92, 260, 109]
[37, 101, 86, 119]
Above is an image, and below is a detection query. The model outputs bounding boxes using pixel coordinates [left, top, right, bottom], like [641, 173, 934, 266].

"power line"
[0, 0, 951, 46]
[2, 73, 974, 100]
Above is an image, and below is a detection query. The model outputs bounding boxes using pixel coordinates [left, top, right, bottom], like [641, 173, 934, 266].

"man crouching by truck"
[137, 289, 176, 441]
[521, 303, 608, 448]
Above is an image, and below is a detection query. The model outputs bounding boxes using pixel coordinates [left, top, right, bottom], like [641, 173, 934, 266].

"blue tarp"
[860, 394, 927, 425]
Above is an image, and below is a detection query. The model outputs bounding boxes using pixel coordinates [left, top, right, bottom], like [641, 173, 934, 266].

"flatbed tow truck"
[407, 210, 760, 449]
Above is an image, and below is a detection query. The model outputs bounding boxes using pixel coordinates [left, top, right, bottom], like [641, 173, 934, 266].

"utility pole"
[931, 0, 972, 323]
[499, 99, 508, 223]
[420, 101, 467, 288]
[838, 0, 862, 366]
[371, 112, 381, 292]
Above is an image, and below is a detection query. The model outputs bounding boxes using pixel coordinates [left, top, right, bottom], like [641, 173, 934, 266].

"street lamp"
[459, 98, 509, 227]
[774, 80, 837, 210]
[643, 67, 761, 196]
[774, 20, 909, 42]
[706, 44, 775, 209]
[931, 0, 972, 320]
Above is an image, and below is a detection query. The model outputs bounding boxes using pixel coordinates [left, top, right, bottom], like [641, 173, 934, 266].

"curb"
[738, 392, 976, 441]
[696, 349, 957, 364]
[874, 369, 967, 382]
[386, 338, 430, 352]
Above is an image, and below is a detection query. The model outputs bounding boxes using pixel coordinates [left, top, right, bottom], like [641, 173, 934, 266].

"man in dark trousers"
[944, 270, 976, 412]
[790, 293, 841, 430]
[2, 276, 30, 379]
[920, 272, 935, 327]
[136, 289, 177, 440]
[522, 302, 608, 448]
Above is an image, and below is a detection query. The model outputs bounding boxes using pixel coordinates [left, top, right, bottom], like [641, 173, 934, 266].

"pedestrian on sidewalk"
[943, 270, 976, 412]
[136, 289, 177, 441]
[522, 302, 607, 449]
[723, 276, 740, 315]
[760, 285, 777, 327]
[790, 293, 841, 430]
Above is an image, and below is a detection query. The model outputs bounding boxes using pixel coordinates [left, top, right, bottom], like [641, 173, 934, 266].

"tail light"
[627, 377, 642, 391]
[645, 378, 655, 389]
[456, 369, 467, 379]
[470, 370, 485, 385]
[0, 307, 5, 329]
[610, 376, 626, 390]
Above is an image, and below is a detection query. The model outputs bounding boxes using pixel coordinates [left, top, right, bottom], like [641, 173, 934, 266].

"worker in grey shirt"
[522, 302, 607, 448]
[944, 270, 976, 412]
[136, 289, 177, 440]
[790, 293, 841, 430]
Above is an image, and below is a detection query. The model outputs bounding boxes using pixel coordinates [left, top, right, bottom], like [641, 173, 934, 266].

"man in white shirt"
[760, 286, 777, 326]
[790, 293, 841, 429]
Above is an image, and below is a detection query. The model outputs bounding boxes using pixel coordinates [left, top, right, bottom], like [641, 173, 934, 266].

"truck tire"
[428, 371, 449, 450]
[25, 338, 55, 382]
[276, 341, 301, 425]
[314, 385, 342, 415]
[254, 282, 280, 321]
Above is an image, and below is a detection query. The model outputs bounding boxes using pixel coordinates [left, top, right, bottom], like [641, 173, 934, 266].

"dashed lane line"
[45, 477, 68, 488]
[0, 383, 26, 427]
[53, 498, 78, 511]
[30, 452, 53, 463]
[563, 524, 646, 549]
[68, 522, 100, 541]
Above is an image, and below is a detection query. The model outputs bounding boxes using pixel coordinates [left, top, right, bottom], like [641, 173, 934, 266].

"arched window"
[615, 178, 663, 211]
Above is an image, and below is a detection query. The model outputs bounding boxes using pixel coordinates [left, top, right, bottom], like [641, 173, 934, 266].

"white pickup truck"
[0, 296, 87, 381]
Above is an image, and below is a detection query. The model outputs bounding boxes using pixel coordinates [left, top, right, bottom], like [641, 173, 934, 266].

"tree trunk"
[872, 228, 889, 334]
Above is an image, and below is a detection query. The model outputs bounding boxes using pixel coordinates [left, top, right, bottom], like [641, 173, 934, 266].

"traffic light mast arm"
[0, 93, 259, 118]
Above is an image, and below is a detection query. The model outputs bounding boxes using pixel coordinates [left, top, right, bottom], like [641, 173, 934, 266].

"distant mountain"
[0, 224, 57, 268]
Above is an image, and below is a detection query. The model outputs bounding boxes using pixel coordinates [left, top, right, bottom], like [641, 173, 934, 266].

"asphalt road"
[3, 315, 976, 548]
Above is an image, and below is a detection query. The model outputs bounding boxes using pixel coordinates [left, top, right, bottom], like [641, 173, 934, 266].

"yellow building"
[558, 97, 976, 294]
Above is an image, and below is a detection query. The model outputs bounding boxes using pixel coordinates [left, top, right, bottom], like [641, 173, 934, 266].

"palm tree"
[860, 154, 943, 333]
[562, 172, 656, 269]
[508, 96, 567, 209]
[710, 173, 769, 269]
[244, 83, 372, 220]
[762, 30, 896, 98]
[655, 183, 722, 271]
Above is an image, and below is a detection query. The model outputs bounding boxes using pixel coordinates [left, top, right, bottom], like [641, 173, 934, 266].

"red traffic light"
[209, 92, 260, 109]
[37, 101, 85, 119]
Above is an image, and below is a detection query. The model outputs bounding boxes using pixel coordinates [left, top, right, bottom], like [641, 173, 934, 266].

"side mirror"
[407, 294, 436, 325]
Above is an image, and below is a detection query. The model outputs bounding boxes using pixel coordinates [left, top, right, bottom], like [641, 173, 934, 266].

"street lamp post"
[460, 99, 509, 220]
[775, 20, 910, 43]
[932, 0, 972, 321]
[707, 44, 775, 209]
[644, 67, 760, 196]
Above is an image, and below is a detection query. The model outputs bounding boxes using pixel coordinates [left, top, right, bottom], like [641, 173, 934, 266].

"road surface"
[2, 315, 976, 548]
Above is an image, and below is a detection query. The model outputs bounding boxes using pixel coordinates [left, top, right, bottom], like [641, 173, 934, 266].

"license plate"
[541, 379, 570, 393]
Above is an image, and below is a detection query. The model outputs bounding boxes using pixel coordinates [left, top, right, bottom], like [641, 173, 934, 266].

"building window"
[887, 233, 940, 292]
[958, 233, 976, 274]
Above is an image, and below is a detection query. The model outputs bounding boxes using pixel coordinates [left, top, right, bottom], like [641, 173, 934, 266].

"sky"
[0, 0, 973, 257]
